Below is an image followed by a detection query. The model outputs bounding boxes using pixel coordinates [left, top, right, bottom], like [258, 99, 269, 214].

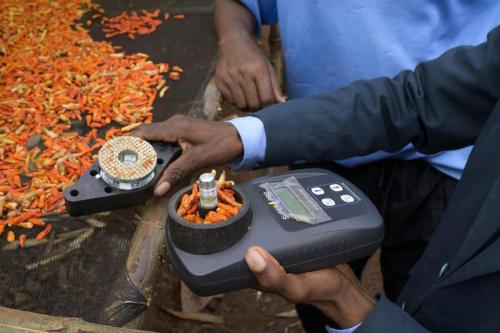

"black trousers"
[294, 159, 458, 332]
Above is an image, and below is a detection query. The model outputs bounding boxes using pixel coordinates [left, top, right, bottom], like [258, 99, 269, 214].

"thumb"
[245, 246, 307, 303]
[153, 148, 201, 196]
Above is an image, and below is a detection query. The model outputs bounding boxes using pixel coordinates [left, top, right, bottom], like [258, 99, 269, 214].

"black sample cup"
[167, 186, 252, 255]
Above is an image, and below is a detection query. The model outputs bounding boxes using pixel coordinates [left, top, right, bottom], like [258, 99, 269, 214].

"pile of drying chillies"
[0, 0, 184, 248]
[101, 9, 186, 40]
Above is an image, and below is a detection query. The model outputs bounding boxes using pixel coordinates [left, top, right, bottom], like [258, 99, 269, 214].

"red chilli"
[35, 224, 52, 241]
[19, 234, 26, 248]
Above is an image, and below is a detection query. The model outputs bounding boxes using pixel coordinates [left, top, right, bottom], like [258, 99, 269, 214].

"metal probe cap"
[198, 173, 218, 209]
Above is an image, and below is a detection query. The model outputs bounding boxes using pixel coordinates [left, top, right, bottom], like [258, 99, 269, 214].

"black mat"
[85, 0, 217, 120]
[0, 0, 216, 326]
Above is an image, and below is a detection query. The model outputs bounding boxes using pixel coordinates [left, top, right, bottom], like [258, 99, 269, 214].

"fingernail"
[154, 182, 171, 196]
[246, 249, 267, 273]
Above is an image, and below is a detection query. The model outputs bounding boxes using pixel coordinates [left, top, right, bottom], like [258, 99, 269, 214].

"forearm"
[213, 0, 256, 48]
[253, 27, 500, 167]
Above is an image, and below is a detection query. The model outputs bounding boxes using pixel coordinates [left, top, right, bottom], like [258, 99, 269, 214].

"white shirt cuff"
[226, 116, 267, 170]
[325, 322, 362, 333]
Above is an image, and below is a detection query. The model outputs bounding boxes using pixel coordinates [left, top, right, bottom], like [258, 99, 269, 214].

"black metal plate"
[64, 141, 180, 216]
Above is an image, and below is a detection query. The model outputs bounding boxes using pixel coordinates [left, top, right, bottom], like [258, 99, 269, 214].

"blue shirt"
[234, 0, 500, 179]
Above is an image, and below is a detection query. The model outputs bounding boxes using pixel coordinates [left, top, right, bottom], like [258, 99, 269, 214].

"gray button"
[341, 194, 355, 203]
[321, 198, 336, 207]
[311, 187, 325, 195]
[401, 301, 406, 310]
[438, 263, 449, 278]
[330, 183, 343, 192]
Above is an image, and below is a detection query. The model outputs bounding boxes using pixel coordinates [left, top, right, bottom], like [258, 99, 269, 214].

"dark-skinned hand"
[215, 35, 286, 110]
[245, 246, 377, 329]
[132, 115, 243, 196]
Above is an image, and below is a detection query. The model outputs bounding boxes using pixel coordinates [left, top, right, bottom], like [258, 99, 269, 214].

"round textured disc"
[98, 136, 157, 183]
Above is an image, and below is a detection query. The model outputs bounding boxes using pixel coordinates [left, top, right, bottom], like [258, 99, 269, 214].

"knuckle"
[254, 62, 267, 73]
[169, 166, 185, 183]
[214, 75, 224, 87]
[169, 114, 185, 122]
[240, 65, 258, 78]
[170, 114, 190, 131]
[228, 68, 241, 79]
[130, 125, 144, 137]
[261, 273, 282, 291]
[214, 68, 226, 81]
[238, 65, 250, 75]
[285, 288, 307, 304]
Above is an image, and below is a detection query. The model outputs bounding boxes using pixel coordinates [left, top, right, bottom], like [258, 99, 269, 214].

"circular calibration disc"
[98, 136, 157, 190]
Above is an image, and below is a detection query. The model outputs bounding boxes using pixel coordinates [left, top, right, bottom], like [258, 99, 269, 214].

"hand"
[132, 115, 243, 196]
[215, 35, 286, 110]
[245, 246, 376, 329]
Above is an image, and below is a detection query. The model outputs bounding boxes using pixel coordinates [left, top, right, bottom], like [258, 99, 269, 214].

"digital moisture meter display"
[273, 186, 315, 222]
[262, 176, 332, 225]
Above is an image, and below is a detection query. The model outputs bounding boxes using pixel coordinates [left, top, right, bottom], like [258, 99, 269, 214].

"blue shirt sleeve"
[238, 0, 278, 36]
[326, 323, 362, 333]
[226, 116, 267, 170]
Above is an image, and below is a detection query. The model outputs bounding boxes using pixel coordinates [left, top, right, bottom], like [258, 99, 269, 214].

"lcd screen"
[274, 186, 311, 217]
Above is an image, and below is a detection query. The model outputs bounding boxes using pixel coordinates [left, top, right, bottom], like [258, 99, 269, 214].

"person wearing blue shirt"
[211, 1, 500, 331]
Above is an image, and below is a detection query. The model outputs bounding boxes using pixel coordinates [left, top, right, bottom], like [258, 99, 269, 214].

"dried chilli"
[102, 9, 162, 39]
[0, 0, 185, 247]
[102, 9, 182, 40]
[177, 170, 242, 224]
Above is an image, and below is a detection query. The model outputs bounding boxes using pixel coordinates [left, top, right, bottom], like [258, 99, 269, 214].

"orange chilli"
[35, 224, 52, 241]
[1, 0, 176, 249]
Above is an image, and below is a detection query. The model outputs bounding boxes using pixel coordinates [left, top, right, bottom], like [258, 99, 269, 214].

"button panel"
[308, 182, 361, 208]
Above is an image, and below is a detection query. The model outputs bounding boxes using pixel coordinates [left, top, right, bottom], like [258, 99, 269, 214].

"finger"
[131, 117, 185, 142]
[227, 71, 249, 109]
[153, 147, 202, 196]
[255, 69, 276, 107]
[268, 63, 286, 103]
[334, 263, 363, 287]
[241, 77, 261, 110]
[245, 246, 308, 303]
[335, 263, 356, 277]
[214, 76, 235, 105]
[177, 138, 192, 152]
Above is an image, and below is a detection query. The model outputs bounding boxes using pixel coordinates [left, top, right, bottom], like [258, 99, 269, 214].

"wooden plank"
[0, 306, 155, 333]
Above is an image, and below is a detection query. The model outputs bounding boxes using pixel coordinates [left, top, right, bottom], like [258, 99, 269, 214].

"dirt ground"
[141, 254, 305, 333]
[141, 242, 382, 333]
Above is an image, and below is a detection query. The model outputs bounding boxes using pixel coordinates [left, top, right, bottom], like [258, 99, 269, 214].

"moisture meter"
[167, 168, 384, 296]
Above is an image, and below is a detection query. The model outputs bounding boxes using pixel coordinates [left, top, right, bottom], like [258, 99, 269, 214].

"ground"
[141, 245, 382, 333]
